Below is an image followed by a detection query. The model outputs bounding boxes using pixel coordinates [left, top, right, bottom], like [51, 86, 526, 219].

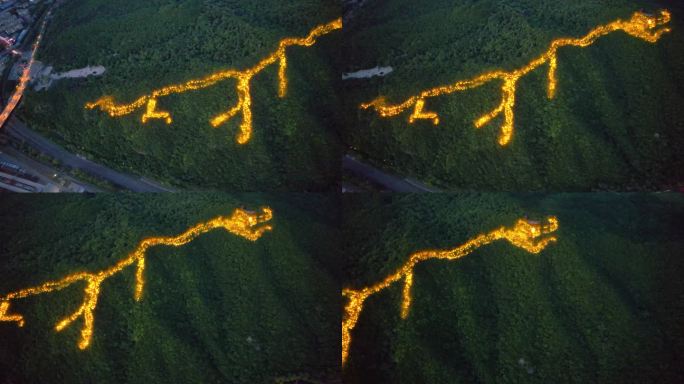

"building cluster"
[0, 150, 86, 193]
[0, 158, 61, 192]
[0, 0, 39, 42]
[0, 0, 43, 73]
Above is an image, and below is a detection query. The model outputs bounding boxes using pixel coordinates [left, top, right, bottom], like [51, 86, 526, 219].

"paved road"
[5, 117, 175, 192]
[343, 154, 437, 192]
[0, 145, 101, 192]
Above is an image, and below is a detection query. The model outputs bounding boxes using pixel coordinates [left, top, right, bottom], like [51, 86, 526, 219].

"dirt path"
[51, 65, 105, 79]
[342, 66, 393, 80]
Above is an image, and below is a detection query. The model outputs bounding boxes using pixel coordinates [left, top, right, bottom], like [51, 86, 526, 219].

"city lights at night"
[0, 7, 52, 129]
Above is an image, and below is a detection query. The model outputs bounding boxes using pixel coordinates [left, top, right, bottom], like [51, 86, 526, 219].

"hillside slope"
[19, 0, 342, 190]
[342, 193, 684, 383]
[0, 193, 339, 383]
[342, 0, 684, 190]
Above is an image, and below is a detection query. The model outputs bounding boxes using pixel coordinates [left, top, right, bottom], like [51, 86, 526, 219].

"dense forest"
[342, 193, 684, 383]
[18, 0, 342, 191]
[0, 193, 340, 383]
[341, 0, 684, 191]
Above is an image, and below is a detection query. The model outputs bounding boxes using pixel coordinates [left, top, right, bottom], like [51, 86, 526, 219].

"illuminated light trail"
[86, 18, 342, 144]
[361, 10, 671, 146]
[341, 217, 559, 366]
[0, 8, 53, 129]
[0, 207, 273, 350]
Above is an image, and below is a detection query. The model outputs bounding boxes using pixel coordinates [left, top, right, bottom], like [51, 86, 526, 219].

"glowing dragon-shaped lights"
[361, 10, 671, 146]
[0, 207, 273, 350]
[341, 216, 559, 366]
[85, 18, 342, 145]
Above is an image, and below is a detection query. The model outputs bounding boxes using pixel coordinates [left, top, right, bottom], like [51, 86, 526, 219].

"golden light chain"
[341, 216, 559, 366]
[85, 18, 342, 144]
[360, 10, 671, 146]
[0, 207, 273, 350]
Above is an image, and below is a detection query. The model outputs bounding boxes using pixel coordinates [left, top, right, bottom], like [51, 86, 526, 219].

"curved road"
[343, 154, 437, 192]
[5, 117, 174, 192]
